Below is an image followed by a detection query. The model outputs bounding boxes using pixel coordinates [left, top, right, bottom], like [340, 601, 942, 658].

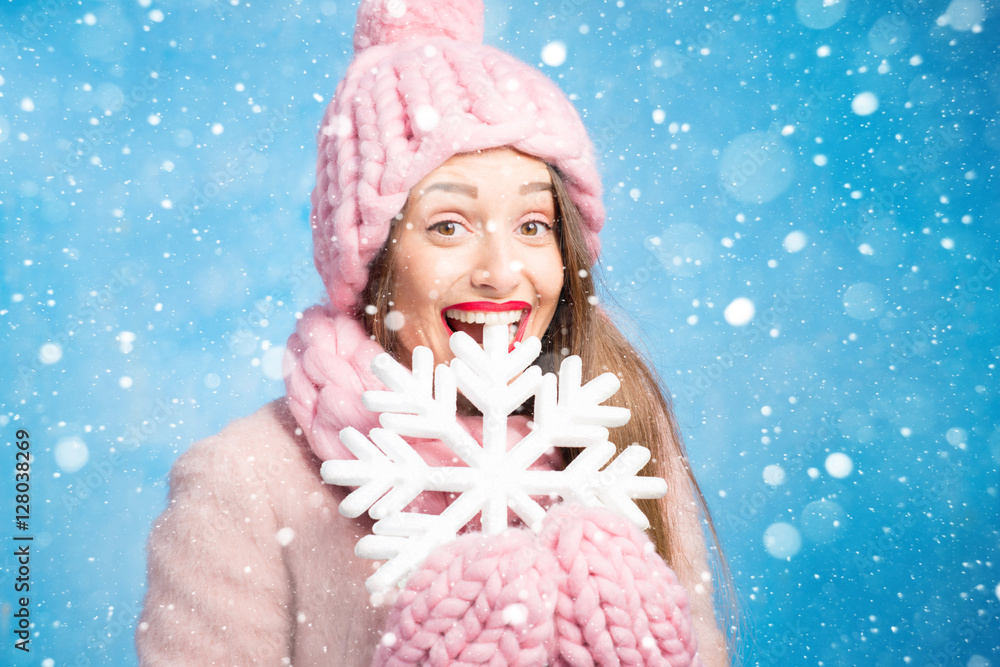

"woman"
[137, 1, 731, 664]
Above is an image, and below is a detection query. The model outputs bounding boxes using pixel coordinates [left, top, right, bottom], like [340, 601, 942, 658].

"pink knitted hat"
[313, 0, 605, 313]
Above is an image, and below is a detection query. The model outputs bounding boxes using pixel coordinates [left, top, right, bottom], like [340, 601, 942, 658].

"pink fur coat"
[136, 399, 388, 665]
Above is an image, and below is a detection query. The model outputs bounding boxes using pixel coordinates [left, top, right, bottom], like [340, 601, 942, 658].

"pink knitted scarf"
[284, 305, 384, 463]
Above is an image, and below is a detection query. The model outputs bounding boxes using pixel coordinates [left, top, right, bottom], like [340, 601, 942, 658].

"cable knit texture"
[373, 505, 702, 666]
[312, 0, 604, 312]
[284, 304, 384, 462]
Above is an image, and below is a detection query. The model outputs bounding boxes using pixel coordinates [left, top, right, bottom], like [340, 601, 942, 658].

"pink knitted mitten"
[372, 505, 702, 666]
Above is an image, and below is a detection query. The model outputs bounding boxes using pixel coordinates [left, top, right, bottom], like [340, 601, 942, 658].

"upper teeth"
[445, 309, 523, 325]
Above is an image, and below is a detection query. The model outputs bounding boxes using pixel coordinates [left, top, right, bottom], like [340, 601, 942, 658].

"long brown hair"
[360, 158, 735, 648]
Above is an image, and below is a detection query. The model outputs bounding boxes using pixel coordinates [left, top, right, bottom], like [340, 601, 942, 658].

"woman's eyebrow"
[520, 181, 554, 195]
[419, 182, 478, 198]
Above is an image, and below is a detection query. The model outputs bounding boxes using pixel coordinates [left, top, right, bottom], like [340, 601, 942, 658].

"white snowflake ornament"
[321, 324, 668, 594]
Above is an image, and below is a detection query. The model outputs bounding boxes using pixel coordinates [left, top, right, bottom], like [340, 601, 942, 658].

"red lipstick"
[440, 301, 532, 351]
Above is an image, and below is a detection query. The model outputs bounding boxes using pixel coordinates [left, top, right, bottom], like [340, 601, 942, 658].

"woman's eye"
[518, 220, 551, 237]
[429, 221, 461, 236]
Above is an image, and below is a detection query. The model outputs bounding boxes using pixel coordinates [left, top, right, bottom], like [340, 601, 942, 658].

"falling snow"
[4, 1, 998, 664]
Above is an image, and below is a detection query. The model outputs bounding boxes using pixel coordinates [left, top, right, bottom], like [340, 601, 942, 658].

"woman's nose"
[470, 223, 521, 294]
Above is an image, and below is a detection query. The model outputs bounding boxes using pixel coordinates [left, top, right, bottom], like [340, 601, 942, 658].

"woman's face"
[390, 148, 564, 365]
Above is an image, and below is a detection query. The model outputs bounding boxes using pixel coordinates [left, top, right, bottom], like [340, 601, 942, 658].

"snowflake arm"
[361, 346, 483, 466]
[324, 427, 432, 519]
[534, 442, 667, 528]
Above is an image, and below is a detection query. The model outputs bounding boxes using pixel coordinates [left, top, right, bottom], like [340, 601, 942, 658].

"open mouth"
[441, 301, 531, 350]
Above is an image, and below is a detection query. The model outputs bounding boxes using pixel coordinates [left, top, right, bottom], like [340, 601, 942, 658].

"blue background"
[2, 0, 999, 664]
